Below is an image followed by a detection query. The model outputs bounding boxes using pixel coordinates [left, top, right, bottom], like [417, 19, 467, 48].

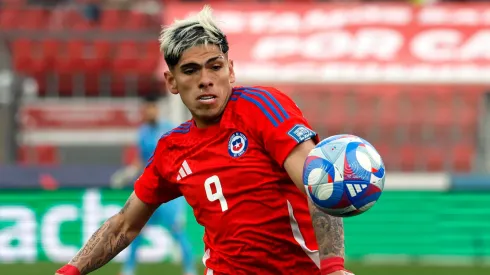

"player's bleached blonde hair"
[159, 5, 229, 69]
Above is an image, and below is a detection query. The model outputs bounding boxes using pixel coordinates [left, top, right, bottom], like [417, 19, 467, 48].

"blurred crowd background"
[1, 1, 490, 275]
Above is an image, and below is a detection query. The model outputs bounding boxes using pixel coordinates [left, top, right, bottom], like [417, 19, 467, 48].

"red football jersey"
[135, 86, 321, 275]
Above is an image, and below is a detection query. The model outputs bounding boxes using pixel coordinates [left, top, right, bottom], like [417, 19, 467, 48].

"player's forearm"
[68, 213, 138, 274]
[308, 200, 345, 260]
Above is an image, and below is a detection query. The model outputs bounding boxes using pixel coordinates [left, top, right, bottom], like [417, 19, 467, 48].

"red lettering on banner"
[162, 4, 490, 82]
[251, 29, 403, 61]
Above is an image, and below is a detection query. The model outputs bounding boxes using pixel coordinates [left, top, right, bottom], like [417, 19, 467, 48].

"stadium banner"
[162, 4, 490, 83]
[0, 189, 203, 263]
[1, 189, 490, 263]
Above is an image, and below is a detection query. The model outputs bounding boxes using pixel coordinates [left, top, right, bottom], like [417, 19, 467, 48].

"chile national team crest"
[228, 132, 248, 158]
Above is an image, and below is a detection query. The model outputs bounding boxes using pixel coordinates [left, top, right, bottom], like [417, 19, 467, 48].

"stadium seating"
[17, 145, 59, 165]
[3, 7, 158, 96]
[288, 85, 481, 173]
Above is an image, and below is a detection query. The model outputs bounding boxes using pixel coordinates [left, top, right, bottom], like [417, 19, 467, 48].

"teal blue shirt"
[138, 120, 174, 163]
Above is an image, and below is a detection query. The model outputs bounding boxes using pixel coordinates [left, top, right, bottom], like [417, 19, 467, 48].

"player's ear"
[228, 59, 236, 84]
[164, 70, 179, 95]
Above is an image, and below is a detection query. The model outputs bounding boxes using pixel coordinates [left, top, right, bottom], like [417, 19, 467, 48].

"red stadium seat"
[125, 12, 149, 30]
[424, 146, 445, 172]
[112, 41, 139, 74]
[451, 144, 474, 172]
[374, 90, 399, 143]
[454, 92, 480, 143]
[49, 9, 86, 31]
[56, 73, 74, 97]
[36, 145, 59, 165]
[17, 145, 30, 165]
[12, 39, 33, 73]
[57, 40, 112, 68]
[0, 9, 20, 29]
[85, 40, 112, 72]
[18, 9, 48, 30]
[110, 73, 127, 97]
[33, 39, 60, 72]
[13, 39, 59, 74]
[397, 90, 427, 142]
[426, 89, 454, 139]
[17, 145, 59, 165]
[100, 10, 121, 31]
[82, 73, 100, 97]
[138, 41, 160, 74]
[351, 90, 379, 141]
[399, 145, 418, 172]
[55, 40, 84, 73]
[322, 91, 349, 135]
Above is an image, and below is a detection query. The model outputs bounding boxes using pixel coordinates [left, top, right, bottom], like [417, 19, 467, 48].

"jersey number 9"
[204, 175, 228, 212]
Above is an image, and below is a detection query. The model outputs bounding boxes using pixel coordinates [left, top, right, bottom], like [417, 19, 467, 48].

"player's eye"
[183, 69, 196, 75]
[211, 65, 222, 71]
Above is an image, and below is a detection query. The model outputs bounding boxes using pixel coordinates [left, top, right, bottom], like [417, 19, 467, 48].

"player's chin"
[195, 108, 223, 123]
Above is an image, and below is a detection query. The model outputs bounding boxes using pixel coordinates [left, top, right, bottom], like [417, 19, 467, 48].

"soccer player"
[110, 94, 196, 275]
[55, 5, 353, 275]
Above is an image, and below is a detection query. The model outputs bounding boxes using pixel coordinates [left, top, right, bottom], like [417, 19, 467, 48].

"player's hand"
[110, 168, 128, 189]
[110, 166, 139, 189]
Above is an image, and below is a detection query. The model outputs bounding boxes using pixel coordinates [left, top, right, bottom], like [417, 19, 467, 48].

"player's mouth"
[197, 94, 217, 104]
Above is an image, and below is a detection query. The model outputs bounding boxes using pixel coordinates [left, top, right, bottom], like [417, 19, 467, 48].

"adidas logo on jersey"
[177, 160, 192, 181]
[346, 183, 368, 197]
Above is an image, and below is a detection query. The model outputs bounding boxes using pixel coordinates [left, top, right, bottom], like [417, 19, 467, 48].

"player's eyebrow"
[179, 55, 224, 69]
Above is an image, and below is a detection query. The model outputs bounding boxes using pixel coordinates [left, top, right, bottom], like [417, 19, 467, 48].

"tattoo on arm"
[309, 201, 345, 259]
[120, 194, 133, 214]
[69, 195, 136, 274]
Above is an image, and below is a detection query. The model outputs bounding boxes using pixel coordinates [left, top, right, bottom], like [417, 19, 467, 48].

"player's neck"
[193, 117, 221, 129]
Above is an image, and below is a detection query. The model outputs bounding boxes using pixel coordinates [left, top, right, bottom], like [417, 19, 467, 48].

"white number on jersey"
[204, 175, 228, 212]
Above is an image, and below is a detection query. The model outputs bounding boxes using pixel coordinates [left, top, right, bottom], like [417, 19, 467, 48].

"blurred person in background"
[110, 93, 196, 275]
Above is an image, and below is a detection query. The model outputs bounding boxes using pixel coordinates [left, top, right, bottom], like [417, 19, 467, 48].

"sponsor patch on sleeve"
[287, 124, 317, 143]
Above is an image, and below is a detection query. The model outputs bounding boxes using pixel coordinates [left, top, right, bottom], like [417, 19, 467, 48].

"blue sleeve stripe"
[178, 122, 192, 127]
[240, 88, 285, 123]
[159, 123, 191, 139]
[244, 87, 290, 120]
[176, 125, 191, 130]
[172, 129, 190, 134]
[171, 121, 192, 133]
[230, 91, 242, 101]
[146, 156, 154, 168]
[241, 94, 279, 127]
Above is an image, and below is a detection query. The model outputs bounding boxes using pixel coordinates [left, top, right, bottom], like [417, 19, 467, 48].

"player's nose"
[198, 70, 214, 89]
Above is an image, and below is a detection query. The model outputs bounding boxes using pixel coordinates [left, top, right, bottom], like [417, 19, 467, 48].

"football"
[303, 134, 386, 217]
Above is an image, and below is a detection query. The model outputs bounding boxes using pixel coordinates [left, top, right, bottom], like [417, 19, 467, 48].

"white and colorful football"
[303, 134, 386, 217]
